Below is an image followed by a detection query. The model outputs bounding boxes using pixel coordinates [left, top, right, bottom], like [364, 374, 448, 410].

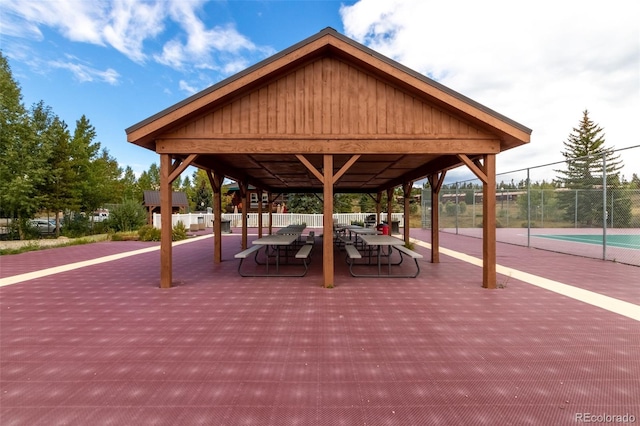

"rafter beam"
[295, 154, 324, 183]
[428, 171, 446, 194]
[169, 153, 198, 183]
[205, 169, 223, 192]
[457, 154, 487, 184]
[333, 154, 361, 182]
[384, 155, 462, 190]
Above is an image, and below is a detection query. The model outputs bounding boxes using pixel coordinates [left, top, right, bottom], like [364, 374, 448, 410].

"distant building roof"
[143, 190, 189, 207]
[225, 184, 257, 192]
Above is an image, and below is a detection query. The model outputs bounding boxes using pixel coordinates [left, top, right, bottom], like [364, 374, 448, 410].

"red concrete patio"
[1, 229, 638, 425]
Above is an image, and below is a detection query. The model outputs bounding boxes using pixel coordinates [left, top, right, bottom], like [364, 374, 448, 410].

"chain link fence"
[422, 146, 640, 266]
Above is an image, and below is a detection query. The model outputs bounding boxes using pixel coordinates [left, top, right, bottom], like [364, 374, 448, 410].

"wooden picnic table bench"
[235, 234, 313, 277]
[345, 235, 422, 278]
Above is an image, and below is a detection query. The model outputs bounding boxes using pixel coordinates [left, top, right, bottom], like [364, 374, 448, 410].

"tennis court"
[534, 233, 640, 249]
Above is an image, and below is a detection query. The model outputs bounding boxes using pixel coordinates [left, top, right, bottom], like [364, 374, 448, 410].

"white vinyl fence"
[152, 212, 404, 229]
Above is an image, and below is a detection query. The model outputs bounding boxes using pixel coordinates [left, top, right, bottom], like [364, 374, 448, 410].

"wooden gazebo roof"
[143, 190, 189, 208]
[126, 27, 531, 290]
[127, 27, 530, 194]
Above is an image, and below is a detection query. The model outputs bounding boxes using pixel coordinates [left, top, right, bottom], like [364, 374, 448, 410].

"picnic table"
[235, 233, 312, 277]
[345, 234, 423, 278]
[335, 225, 379, 249]
[276, 224, 306, 237]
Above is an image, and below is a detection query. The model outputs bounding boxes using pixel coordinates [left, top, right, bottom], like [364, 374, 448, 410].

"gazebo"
[126, 27, 531, 289]
[142, 190, 189, 224]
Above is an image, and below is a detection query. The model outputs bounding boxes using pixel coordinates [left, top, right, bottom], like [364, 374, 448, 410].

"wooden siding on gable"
[165, 57, 492, 141]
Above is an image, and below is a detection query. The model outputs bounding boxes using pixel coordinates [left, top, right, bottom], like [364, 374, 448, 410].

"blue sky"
[2, 0, 639, 183]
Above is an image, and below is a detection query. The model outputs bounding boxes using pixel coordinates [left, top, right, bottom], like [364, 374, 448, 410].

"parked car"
[91, 211, 109, 222]
[29, 219, 59, 234]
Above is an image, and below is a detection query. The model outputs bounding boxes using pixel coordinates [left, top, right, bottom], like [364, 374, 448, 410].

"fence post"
[602, 153, 607, 260]
[455, 183, 459, 234]
[472, 187, 476, 228]
[575, 190, 578, 228]
[506, 187, 510, 227]
[541, 189, 544, 227]
[527, 168, 531, 247]
[610, 191, 614, 228]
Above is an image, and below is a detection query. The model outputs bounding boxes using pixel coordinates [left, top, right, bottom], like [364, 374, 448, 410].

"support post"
[160, 153, 173, 289]
[239, 181, 248, 250]
[257, 188, 263, 239]
[386, 188, 394, 229]
[482, 154, 497, 288]
[403, 182, 413, 242]
[207, 170, 223, 264]
[376, 192, 382, 225]
[428, 171, 446, 263]
[268, 192, 274, 235]
[323, 155, 334, 288]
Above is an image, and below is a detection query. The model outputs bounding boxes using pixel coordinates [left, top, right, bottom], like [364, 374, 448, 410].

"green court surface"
[535, 233, 640, 249]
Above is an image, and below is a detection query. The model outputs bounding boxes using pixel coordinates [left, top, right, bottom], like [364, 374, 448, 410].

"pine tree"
[119, 166, 140, 201]
[70, 115, 101, 211]
[556, 110, 623, 188]
[0, 54, 49, 238]
[555, 110, 627, 226]
[36, 105, 73, 235]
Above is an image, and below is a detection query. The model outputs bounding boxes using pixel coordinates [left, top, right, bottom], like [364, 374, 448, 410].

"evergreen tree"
[138, 163, 160, 191]
[84, 148, 122, 212]
[556, 110, 623, 188]
[190, 170, 212, 211]
[358, 194, 375, 213]
[555, 110, 627, 226]
[0, 53, 47, 237]
[119, 166, 140, 201]
[37, 106, 73, 235]
[334, 193, 354, 213]
[70, 115, 101, 211]
[287, 193, 322, 214]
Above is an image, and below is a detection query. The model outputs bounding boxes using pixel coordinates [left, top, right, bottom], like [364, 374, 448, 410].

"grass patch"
[110, 231, 140, 241]
[0, 234, 109, 256]
[0, 241, 42, 255]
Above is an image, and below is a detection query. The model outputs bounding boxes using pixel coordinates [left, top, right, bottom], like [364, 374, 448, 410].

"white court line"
[3, 234, 639, 322]
[0, 235, 213, 287]
[412, 239, 640, 322]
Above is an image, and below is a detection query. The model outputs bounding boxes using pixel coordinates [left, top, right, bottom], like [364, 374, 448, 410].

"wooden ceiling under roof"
[127, 28, 530, 194]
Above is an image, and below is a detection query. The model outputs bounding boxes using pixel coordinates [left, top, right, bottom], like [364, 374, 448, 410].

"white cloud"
[103, 0, 166, 63]
[50, 60, 120, 85]
[2, 0, 107, 44]
[2, 0, 272, 74]
[0, 11, 43, 40]
[155, 39, 187, 69]
[341, 0, 640, 180]
[154, 1, 265, 72]
[179, 80, 198, 95]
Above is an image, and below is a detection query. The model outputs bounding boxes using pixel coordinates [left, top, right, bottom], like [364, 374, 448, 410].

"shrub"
[138, 225, 161, 241]
[19, 219, 41, 240]
[444, 201, 466, 216]
[172, 221, 187, 241]
[106, 200, 146, 232]
[62, 214, 90, 238]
